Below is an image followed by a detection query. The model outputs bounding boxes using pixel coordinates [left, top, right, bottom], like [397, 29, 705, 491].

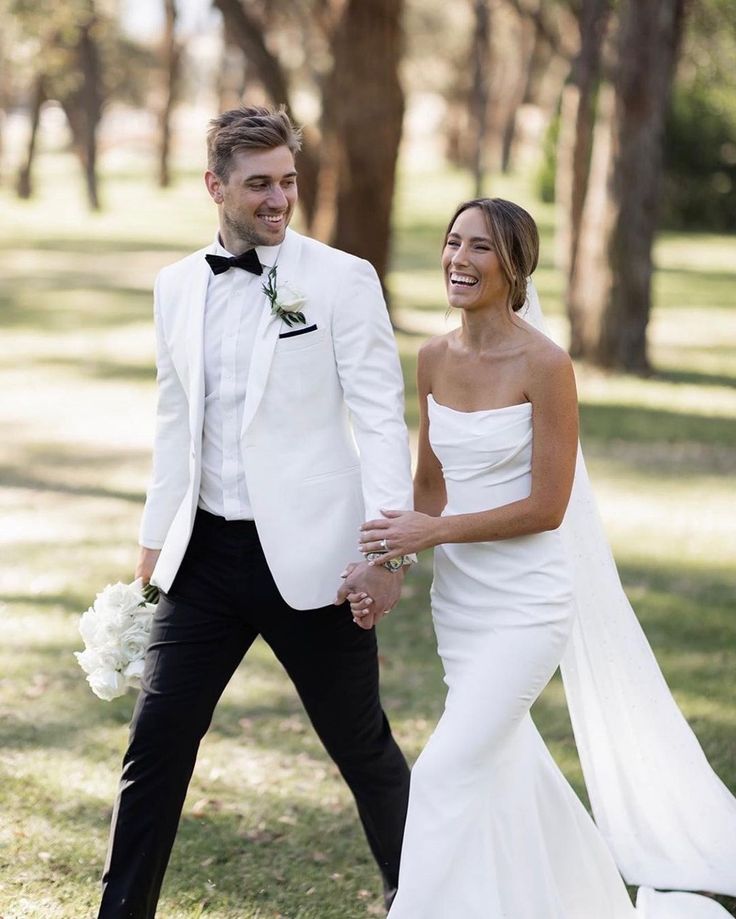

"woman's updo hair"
[444, 198, 539, 312]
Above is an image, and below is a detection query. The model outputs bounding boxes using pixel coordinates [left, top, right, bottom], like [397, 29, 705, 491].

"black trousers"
[98, 509, 410, 918]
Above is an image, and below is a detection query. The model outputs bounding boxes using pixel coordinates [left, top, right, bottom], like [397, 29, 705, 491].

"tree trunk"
[556, 0, 611, 341]
[500, 13, 535, 174]
[158, 0, 183, 188]
[470, 0, 491, 196]
[328, 0, 405, 301]
[0, 31, 7, 187]
[71, 11, 103, 211]
[593, 0, 687, 371]
[17, 74, 46, 199]
[566, 81, 616, 356]
[213, 0, 321, 227]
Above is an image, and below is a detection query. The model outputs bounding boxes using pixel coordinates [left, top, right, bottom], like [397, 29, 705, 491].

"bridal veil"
[524, 281, 736, 916]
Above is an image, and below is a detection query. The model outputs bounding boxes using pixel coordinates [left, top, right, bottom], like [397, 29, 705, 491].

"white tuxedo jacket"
[139, 228, 413, 609]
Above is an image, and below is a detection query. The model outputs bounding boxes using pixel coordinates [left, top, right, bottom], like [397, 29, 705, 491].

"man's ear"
[204, 169, 223, 204]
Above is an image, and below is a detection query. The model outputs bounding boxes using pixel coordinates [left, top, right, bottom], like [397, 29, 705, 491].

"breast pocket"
[275, 326, 329, 354]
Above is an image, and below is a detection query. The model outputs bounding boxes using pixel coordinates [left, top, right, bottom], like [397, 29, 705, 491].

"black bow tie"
[205, 249, 263, 276]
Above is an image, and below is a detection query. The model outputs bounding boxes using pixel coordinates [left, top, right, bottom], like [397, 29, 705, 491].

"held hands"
[335, 560, 404, 630]
[359, 509, 439, 564]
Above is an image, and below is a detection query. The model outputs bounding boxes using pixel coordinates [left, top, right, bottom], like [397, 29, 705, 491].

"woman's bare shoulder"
[418, 332, 453, 366]
[521, 324, 573, 373]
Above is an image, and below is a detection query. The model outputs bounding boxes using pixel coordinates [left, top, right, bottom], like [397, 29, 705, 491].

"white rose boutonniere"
[262, 265, 307, 327]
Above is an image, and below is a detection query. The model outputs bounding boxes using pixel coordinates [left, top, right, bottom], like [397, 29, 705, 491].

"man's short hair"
[206, 105, 303, 181]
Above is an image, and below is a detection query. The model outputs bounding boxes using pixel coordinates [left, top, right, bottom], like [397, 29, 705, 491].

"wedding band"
[381, 538, 389, 551]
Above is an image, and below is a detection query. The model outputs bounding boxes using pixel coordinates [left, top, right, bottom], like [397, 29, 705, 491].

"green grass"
[1, 148, 735, 917]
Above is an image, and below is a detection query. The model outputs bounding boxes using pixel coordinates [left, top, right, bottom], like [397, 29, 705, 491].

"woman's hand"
[359, 510, 441, 563]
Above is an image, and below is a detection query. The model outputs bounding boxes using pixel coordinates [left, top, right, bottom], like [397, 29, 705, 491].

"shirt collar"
[213, 233, 282, 270]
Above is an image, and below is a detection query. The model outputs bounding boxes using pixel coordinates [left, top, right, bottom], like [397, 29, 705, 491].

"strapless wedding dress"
[387, 394, 734, 919]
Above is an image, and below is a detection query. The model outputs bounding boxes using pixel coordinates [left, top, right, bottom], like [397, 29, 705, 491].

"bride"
[352, 198, 736, 918]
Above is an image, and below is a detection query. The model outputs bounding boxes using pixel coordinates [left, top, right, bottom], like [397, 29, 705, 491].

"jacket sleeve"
[331, 257, 413, 520]
[138, 274, 191, 548]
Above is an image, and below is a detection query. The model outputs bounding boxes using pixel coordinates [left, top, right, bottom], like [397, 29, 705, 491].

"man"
[97, 106, 414, 918]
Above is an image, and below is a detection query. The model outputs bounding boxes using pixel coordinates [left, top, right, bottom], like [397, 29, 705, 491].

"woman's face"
[441, 207, 509, 313]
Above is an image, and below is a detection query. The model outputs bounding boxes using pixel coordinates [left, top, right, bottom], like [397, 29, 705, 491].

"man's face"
[207, 145, 298, 249]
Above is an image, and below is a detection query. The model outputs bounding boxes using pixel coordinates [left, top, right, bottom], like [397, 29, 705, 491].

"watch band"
[365, 551, 417, 572]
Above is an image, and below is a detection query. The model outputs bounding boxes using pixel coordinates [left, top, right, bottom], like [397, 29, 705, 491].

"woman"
[351, 199, 736, 918]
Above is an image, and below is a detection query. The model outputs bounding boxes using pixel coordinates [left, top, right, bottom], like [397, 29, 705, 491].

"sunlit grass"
[0, 150, 735, 917]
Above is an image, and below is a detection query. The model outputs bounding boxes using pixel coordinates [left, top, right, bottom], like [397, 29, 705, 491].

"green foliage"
[6, 0, 155, 110]
[536, 110, 560, 204]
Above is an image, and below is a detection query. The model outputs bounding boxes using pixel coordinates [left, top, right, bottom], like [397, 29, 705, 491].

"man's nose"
[267, 184, 288, 209]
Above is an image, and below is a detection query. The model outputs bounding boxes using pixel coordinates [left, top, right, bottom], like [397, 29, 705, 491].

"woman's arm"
[413, 342, 447, 517]
[360, 345, 579, 560]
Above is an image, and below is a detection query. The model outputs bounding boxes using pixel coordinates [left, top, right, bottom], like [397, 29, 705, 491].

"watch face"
[384, 557, 404, 571]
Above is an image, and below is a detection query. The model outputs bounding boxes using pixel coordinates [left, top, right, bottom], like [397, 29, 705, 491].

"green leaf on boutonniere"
[262, 265, 308, 328]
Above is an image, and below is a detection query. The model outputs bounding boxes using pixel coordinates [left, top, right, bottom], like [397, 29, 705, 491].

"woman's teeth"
[450, 273, 478, 287]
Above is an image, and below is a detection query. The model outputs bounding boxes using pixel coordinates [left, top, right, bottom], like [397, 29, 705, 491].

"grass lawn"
[0, 148, 734, 918]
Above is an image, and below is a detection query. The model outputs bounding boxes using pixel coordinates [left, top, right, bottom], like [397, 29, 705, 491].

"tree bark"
[158, 0, 183, 188]
[556, 0, 612, 346]
[566, 81, 616, 357]
[595, 0, 687, 371]
[470, 0, 491, 196]
[17, 74, 46, 199]
[63, 10, 103, 211]
[213, 0, 321, 226]
[328, 0, 405, 299]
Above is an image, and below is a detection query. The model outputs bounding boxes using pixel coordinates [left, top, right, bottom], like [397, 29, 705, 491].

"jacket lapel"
[185, 246, 215, 438]
[241, 229, 303, 436]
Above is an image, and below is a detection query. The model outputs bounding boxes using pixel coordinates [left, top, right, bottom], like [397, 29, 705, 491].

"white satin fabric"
[388, 284, 736, 917]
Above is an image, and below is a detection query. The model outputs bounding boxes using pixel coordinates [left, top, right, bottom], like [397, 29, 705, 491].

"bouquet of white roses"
[74, 579, 158, 701]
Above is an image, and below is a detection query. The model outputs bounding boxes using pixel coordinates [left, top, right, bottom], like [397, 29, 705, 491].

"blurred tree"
[470, 0, 491, 195]
[326, 0, 405, 287]
[661, 0, 736, 231]
[500, 0, 575, 173]
[9, 0, 153, 207]
[157, 0, 184, 188]
[573, 0, 688, 372]
[59, 5, 104, 209]
[554, 0, 612, 353]
[213, 0, 406, 302]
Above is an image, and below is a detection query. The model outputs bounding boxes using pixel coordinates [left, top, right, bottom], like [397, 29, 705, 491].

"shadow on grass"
[0, 463, 145, 505]
[654, 367, 736, 389]
[579, 401, 736, 448]
[27, 238, 193, 256]
[36, 356, 155, 383]
[0, 279, 151, 332]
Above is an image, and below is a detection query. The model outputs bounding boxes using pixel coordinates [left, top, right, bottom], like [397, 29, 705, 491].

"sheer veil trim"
[523, 281, 736, 913]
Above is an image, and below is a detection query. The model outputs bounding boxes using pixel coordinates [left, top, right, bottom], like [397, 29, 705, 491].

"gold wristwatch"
[365, 552, 418, 572]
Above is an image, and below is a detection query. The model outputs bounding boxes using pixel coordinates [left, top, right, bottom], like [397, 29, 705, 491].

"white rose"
[75, 648, 103, 675]
[79, 606, 104, 646]
[120, 623, 150, 662]
[123, 658, 145, 688]
[94, 581, 144, 620]
[87, 668, 127, 701]
[276, 283, 307, 314]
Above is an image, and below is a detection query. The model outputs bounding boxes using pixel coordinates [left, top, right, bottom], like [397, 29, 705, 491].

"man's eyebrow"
[245, 171, 298, 181]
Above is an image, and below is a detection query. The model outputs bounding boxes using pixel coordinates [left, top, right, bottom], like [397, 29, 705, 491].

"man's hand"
[135, 547, 161, 585]
[335, 560, 404, 629]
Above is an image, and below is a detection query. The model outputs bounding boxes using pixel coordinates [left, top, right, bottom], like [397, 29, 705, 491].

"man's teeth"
[450, 273, 478, 286]
[261, 215, 283, 223]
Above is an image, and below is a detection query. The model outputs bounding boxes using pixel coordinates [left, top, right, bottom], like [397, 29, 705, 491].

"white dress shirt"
[198, 236, 281, 520]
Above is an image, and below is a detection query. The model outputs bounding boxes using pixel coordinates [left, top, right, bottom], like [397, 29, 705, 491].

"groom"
[97, 106, 414, 917]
